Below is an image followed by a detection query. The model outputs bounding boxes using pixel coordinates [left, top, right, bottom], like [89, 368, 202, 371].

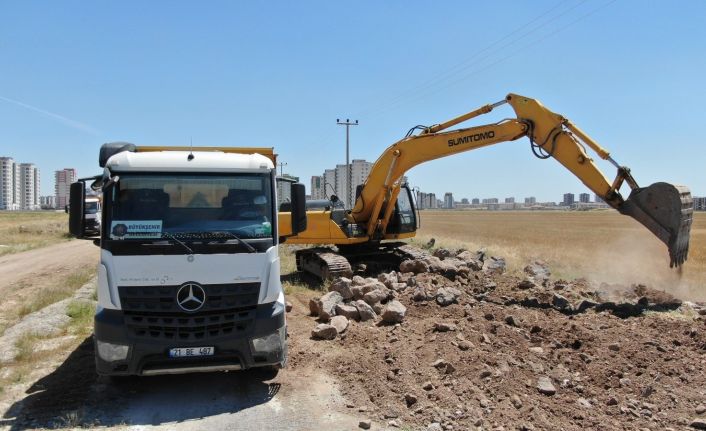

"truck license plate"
[169, 347, 214, 358]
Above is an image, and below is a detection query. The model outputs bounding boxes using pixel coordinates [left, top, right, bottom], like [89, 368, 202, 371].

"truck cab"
[69, 144, 306, 376]
[84, 196, 101, 236]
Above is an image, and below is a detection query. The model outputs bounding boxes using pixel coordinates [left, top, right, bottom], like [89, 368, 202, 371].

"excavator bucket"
[618, 182, 693, 267]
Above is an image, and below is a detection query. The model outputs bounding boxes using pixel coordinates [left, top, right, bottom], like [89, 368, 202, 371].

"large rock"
[691, 418, 706, 430]
[378, 271, 399, 288]
[400, 259, 429, 274]
[361, 281, 387, 294]
[329, 277, 354, 300]
[350, 285, 365, 300]
[330, 315, 349, 334]
[412, 286, 429, 302]
[363, 289, 388, 306]
[391, 282, 408, 292]
[311, 323, 338, 340]
[335, 303, 360, 320]
[351, 275, 366, 286]
[456, 250, 483, 271]
[353, 300, 377, 322]
[483, 256, 506, 275]
[432, 248, 452, 259]
[537, 376, 556, 395]
[524, 261, 551, 284]
[381, 300, 407, 324]
[317, 291, 343, 322]
[518, 277, 537, 290]
[436, 287, 461, 306]
[552, 293, 571, 311]
[309, 298, 320, 316]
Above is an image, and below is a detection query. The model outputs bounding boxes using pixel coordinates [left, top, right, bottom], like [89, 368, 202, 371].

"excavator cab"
[386, 184, 418, 235]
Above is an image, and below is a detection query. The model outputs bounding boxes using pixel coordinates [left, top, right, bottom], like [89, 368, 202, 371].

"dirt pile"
[294, 246, 706, 430]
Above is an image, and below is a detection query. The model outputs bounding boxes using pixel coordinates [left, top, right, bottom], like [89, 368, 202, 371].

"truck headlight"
[96, 340, 129, 362]
[251, 326, 286, 354]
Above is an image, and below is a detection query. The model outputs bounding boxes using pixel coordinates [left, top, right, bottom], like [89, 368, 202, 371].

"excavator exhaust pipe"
[618, 182, 693, 267]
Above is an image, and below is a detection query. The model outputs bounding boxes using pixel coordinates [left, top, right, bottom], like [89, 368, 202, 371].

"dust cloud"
[580, 231, 704, 301]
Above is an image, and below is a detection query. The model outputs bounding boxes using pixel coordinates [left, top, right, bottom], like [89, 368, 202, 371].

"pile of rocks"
[309, 246, 509, 340]
[310, 273, 408, 340]
[400, 247, 506, 280]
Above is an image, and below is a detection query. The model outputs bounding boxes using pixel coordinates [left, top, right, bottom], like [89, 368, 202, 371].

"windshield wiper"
[161, 232, 194, 255]
[210, 231, 257, 253]
[162, 231, 258, 253]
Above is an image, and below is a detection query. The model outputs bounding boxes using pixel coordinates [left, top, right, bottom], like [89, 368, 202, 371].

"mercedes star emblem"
[176, 283, 206, 312]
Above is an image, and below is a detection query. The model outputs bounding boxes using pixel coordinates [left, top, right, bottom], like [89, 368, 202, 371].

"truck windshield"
[85, 201, 99, 214]
[107, 173, 274, 241]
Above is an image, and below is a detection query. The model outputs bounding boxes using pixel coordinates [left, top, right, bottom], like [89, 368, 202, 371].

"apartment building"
[55, 168, 77, 209]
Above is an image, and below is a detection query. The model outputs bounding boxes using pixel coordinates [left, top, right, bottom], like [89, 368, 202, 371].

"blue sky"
[1, 0, 704, 201]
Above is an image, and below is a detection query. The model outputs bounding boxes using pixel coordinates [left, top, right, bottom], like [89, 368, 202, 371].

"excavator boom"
[284, 93, 692, 278]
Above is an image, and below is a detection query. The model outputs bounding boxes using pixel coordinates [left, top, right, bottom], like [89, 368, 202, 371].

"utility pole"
[336, 118, 358, 209]
[278, 162, 287, 177]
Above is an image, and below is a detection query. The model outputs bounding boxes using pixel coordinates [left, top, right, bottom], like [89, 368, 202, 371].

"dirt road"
[0, 240, 98, 330]
[0, 240, 98, 296]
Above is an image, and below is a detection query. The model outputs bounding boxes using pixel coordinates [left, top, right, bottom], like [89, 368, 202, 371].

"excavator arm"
[351, 93, 692, 267]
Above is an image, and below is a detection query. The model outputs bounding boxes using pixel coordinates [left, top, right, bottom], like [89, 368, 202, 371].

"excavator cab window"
[387, 185, 417, 234]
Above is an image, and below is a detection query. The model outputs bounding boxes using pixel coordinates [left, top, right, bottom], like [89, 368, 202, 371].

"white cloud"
[0, 95, 101, 135]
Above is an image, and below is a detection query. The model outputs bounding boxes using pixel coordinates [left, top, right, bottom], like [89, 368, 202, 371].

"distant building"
[461, 198, 469, 205]
[55, 168, 77, 210]
[19, 163, 40, 210]
[594, 194, 604, 203]
[562, 193, 575, 206]
[416, 191, 438, 209]
[310, 175, 325, 200]
[315, 159, 373, 209]
[524, 196, 536, 205]
[505, 197, 515, 204]
[443, 192, 454, 209]
[1, 157, 40, 210]
[40, 195, 56, 209]
[0, 157, 21, 210]
[694, 197, 706, 211]
[323, 169, 336, 200]
[482, 198, 499, 204]
[277, 174, 299, 206]
[579, 193, 590, 203]
[471, 198, 480, 205]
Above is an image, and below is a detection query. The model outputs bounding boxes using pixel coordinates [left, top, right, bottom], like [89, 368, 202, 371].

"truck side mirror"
[290, 183, 307, 235]
[68, 182, 86, 238]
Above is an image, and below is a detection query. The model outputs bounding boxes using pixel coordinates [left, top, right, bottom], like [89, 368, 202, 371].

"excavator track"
[295, 247, 353, 280]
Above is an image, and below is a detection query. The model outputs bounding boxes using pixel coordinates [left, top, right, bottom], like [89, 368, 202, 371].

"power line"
[302, 0, 617, 175]
[353, 0, 588, 120]
[304, 0, 588, 151]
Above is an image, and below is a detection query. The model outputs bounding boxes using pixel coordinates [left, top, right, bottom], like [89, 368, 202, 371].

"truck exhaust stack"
[618, 182, 693, 267]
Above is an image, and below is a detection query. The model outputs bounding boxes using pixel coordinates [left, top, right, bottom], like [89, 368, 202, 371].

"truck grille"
[118, 282, 260, 341]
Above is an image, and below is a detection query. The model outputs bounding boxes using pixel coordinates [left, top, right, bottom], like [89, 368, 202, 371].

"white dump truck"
[68, 143, 306, 376]
[84, 195, 101, 235]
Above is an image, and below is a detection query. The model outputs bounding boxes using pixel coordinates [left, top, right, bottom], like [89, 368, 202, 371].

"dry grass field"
[414, 210, 706, 300]
[0, 211, 70, 256]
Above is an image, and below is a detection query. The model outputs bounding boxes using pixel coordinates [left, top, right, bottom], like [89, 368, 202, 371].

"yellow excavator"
[279, 93, 693, 279]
